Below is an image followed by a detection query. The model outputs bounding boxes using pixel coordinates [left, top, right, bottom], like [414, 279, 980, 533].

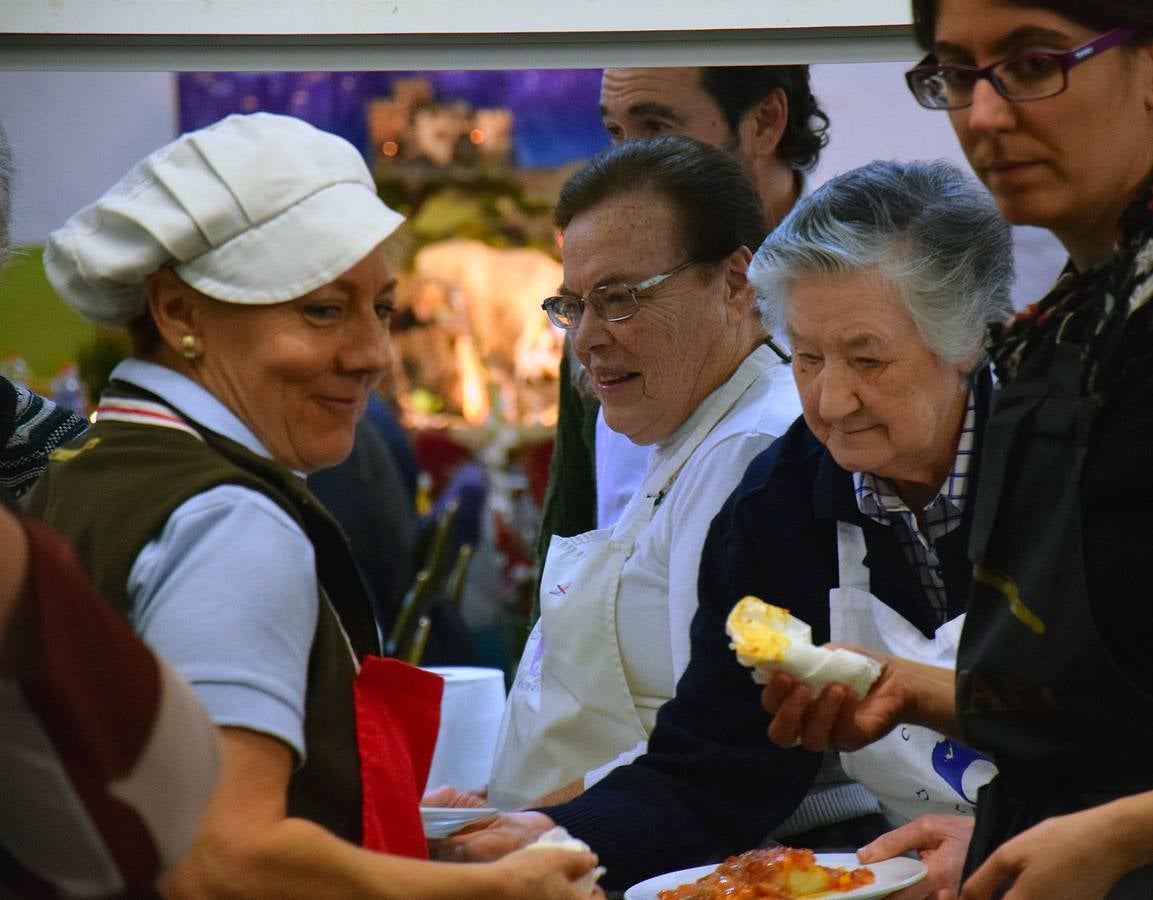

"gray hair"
[751, 158, 1013, 368]
[0, 121, 12, 267]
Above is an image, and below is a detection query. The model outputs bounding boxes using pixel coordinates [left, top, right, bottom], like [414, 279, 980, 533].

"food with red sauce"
[657, 847, 875, 899]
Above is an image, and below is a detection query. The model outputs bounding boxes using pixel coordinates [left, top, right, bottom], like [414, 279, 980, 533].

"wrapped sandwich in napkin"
[726, 596, 882, 699]
[523, 826, 606, 895]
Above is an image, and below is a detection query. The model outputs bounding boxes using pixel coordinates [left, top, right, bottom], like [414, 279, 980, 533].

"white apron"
[831, 523, 997, 824]
[488, 357, 766, 811]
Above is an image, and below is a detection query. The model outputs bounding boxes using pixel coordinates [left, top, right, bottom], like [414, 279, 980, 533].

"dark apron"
[958, 338, 1153, 897]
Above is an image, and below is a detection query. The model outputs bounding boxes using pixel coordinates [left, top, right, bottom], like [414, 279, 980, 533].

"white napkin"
[422, 666, 506, 790]
[726, 596, 882, 699]
[525, 826, 606, 895]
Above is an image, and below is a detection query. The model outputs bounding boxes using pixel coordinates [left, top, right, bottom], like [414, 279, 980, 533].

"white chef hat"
[45, 112, 405, 327]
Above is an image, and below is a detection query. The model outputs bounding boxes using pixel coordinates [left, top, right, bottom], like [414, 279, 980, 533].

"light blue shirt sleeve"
[128, 484, 318, 760]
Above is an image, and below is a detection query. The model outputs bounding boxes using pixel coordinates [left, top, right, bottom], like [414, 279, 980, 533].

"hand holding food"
[492, 840, 605, 899]
[726, 596, 882, 699]
[523, 827, 606, 895]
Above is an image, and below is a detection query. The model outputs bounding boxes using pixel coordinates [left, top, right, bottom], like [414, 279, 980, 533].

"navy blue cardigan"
[542, 373, 989, 890]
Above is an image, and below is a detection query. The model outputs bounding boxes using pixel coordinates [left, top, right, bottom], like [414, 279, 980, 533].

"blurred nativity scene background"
[1, 69, 613, 675]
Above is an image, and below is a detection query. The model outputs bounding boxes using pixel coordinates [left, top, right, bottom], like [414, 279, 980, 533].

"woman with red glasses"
[762, 2, 1153, 898]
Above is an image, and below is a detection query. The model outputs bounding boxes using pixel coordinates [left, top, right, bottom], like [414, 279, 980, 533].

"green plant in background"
[0, 246, 97, 390]
[76, 329, 131, 407]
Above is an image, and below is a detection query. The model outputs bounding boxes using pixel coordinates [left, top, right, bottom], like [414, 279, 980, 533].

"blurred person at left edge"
[1, 117, 220, 896]
[26, 112, 601, 900]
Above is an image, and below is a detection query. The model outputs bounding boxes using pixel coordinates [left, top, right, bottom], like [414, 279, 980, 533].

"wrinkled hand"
[487, 846, 605, 899]
[857, 814, 973, 900]
[948, 808, 1132, 900]
[433, 811, 555, 863]
[423, 784, 489, 808]
[760, 656, 906, 752]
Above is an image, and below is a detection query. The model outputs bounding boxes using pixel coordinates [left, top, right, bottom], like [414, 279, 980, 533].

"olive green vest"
[26, 405, 381, 843]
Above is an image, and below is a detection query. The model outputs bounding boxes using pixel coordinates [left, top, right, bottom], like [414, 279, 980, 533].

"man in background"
[600, 67, 823, 227]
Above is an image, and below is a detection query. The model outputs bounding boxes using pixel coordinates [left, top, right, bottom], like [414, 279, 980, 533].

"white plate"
[624, 852, 927, 900]
[419, 806, 500, 839]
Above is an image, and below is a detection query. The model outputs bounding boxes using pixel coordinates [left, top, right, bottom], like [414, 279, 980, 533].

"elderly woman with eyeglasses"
[487, 135, 800, 811]
[764, 2, 1153, 897]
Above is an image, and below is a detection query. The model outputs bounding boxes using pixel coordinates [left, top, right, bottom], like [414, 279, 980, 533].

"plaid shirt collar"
[853, 389, 977, 533]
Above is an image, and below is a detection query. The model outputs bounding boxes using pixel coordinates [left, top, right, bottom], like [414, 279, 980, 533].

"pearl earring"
[180, 334, 199, 360]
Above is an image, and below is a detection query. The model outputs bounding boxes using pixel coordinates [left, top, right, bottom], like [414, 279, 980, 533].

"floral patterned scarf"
[988, 181, 1153, 397]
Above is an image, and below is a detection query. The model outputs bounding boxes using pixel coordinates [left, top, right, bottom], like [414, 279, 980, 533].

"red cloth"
[412, 430, 473, 499]
[354, 657, 444, 858]
[515, 436, 554, 508]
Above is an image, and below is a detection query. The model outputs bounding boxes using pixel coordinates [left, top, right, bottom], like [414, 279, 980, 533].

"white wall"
[0, 63, 1064, 302]
[812, 61, 943, 182]
[0, 71, 175, 244]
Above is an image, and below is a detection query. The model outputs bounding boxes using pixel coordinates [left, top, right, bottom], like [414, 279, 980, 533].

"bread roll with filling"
[726, 596, 881, 699]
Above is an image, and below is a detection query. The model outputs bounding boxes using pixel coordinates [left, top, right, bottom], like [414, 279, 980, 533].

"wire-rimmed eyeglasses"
[905, 25, 1139, 111]
[541, 258, 702, 330]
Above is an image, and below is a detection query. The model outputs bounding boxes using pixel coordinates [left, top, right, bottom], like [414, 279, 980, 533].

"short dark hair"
[911, 0, 1153, 49]
[698, 66, 829, 172]
[554, 135, 769, 265]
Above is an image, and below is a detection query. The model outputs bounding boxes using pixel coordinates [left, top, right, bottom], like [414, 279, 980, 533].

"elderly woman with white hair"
[25, 112, 600, 900]
[443, 158, 1014, 897]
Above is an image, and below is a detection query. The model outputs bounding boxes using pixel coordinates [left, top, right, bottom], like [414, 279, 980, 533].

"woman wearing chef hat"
[25, 112, 599, 899]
